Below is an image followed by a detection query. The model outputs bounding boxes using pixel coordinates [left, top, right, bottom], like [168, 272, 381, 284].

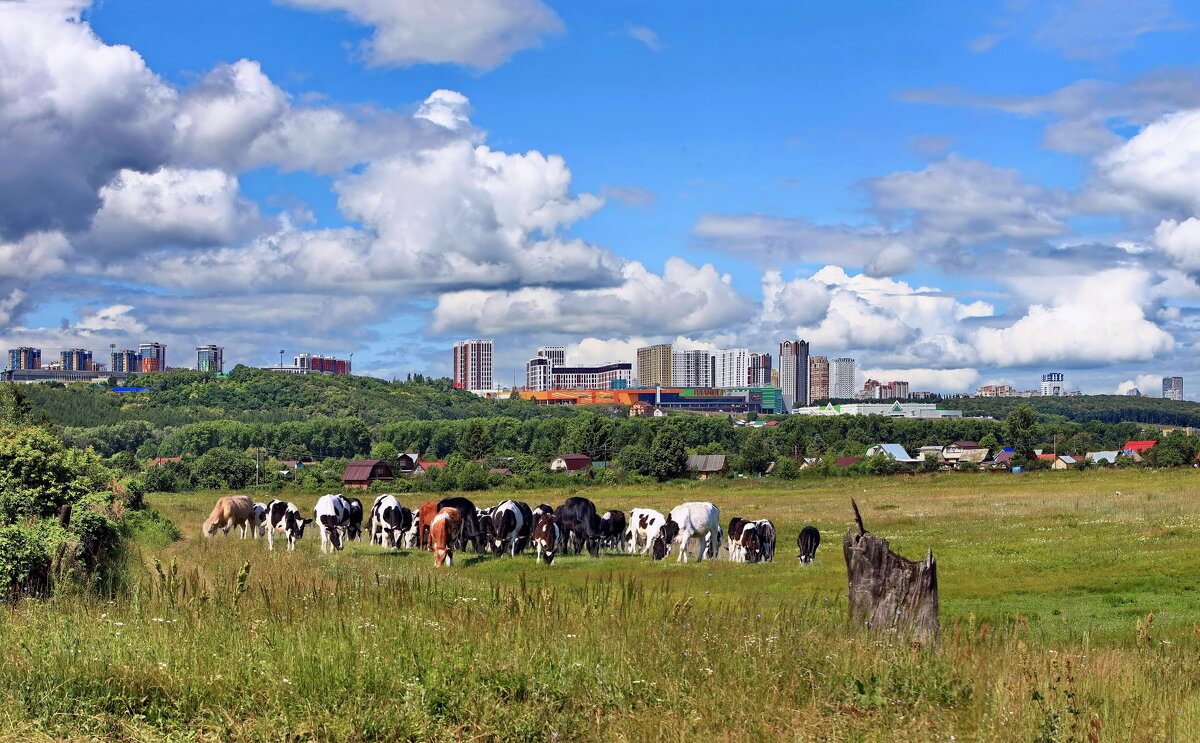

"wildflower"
[705, 591, 710, 595]
[282, 678, 292, 685]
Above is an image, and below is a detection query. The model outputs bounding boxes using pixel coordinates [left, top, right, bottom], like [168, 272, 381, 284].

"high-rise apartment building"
[831, 357, 856, 399]
[7, 347, 41, 370]
[636, 344, 672, 387]
[1041, 372, 1066, 396]
[749, 352, 772, 387]
[453, 339, 494, 392]
[808, 356, 830, 401]
[778, 339, 810, 410]
[673, 349, 713, 388]
[1163, 376, 1184, 401]
[61, 349, 92, 371]
[538, 346, 566, 368]
[139, 342, 167, 372]
[196, 345, 224, 373]
[711, 348, 749, 388]
[111, 349, 139, 373]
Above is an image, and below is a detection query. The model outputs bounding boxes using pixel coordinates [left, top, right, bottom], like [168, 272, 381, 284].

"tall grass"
[0, 469, 1198, 741]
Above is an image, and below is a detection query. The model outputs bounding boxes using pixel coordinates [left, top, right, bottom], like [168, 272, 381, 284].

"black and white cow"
[264, 499, 311, 551]
[753, 519, 777, 562]
[599, 510, 627, 551]
[314, 494, 352, 553]
[437, 497, 480, 551]
[510, 500, 534, 554]
[652, 502, 721, 562]
[531, 513, 561, 565]
[489, 500, 526, 557]
[626, 508, 666, 555]
[727, 517, 751, 562]
[531, 503, 554, 524]
[369, 494, 412, 549]
[556, 496, 603, 557]
[252, 502, 269, 539]
[798, 525, 821, 565]
[344, 497, 364, 542]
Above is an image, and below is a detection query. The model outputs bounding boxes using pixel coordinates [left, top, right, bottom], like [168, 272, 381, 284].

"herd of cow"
[201, 493, 823, 568]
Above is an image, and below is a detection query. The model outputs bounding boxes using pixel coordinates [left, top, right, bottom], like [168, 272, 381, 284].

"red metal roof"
[342, 459, 393, 482]
[418, 460, 446, 469]
[555, 454, 592, 471]
[835, 456, 863, 467]
[1036, 453, 1056, 460]
[1123, 440, 1157, 453]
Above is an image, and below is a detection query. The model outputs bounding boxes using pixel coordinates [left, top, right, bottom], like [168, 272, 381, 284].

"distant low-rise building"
[341, 459, 395, 489]
[550, 454, 592, 473]
[792, 401, 962, 419]
[686, 454, 728, 479]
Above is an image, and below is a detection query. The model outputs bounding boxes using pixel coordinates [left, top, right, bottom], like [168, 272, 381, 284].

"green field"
[2, 469, 1199, 741]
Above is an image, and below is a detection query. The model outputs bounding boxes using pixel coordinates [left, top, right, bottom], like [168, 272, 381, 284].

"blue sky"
[3, 0, 1200, 396]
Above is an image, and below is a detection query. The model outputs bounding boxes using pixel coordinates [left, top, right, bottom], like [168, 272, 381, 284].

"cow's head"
[297, 518, 312, 539]
[651, 520, 679, 561]
[326, 523, 344, 550]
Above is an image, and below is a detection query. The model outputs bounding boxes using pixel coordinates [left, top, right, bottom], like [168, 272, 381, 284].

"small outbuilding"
[341, 459, 395, 489]
[550, 454, 593, 473]
[686, 454, 729, 479]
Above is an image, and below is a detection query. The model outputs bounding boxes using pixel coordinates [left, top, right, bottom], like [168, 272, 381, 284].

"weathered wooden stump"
[59, 504, 72, 529]
[843, 499, 938, 642]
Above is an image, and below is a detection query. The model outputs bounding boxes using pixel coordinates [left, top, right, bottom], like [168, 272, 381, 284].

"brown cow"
[202, 495, 255, 538]
[430, 507, 462, 567]
[417, 500, 439, 550]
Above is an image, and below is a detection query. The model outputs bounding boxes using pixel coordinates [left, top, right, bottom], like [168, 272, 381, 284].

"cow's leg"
[267, 529, 275, 551]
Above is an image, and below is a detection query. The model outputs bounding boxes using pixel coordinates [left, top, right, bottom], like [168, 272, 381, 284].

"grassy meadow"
[2, 469, 1200, 741]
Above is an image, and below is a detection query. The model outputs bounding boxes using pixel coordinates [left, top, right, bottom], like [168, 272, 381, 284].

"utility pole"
[256, 447, 260, 487]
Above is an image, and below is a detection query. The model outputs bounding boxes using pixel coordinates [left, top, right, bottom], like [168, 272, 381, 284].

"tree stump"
[843, 499, 938, 642]
[59, 504, 72, 529]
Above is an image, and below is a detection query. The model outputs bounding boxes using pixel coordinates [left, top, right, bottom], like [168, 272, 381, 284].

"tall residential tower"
[778, 340, 810, 410]
[453, 339, 494, 392]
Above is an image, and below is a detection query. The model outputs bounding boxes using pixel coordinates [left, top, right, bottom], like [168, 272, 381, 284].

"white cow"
[652, 502, 721, 563]
[314, 494, 351, 553]
[626, 508, 667, 555]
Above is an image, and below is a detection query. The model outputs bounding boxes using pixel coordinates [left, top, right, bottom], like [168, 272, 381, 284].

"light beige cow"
[202, 495, 255, 538]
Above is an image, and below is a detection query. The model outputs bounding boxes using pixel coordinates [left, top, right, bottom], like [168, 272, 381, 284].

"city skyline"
[4, 2, 1200, 397]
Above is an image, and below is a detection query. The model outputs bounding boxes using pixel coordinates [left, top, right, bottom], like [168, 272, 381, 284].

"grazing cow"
[600, 510, 627, 551]
[727, 517, 750, 562]
[416, 501, 439, 550]
[753, 519, 777, 562]
[402, 515, 421, 549]
[736, 522, 763, 563]
[511, 500, 534, 554]
[652, 502, 721, 562]
[556, 497, 603, 557]
[252, 502, 268, 539]
[314, 494, 353, 553]
[344, 497, 364, 542]
[202, 495, 255, 538]
[437, 497, 480, 551]
[430, 507, 462, 567]
[369, 494, 412, 549]
[264, 500, 311, 551]
[531, 503, 554, 524]
[474, 505, 495, 551]
[531, 513, 561, 565]
[626, 508, 666, 555]
[489, 500, 525, 557]
[798, 526, 821, 565]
